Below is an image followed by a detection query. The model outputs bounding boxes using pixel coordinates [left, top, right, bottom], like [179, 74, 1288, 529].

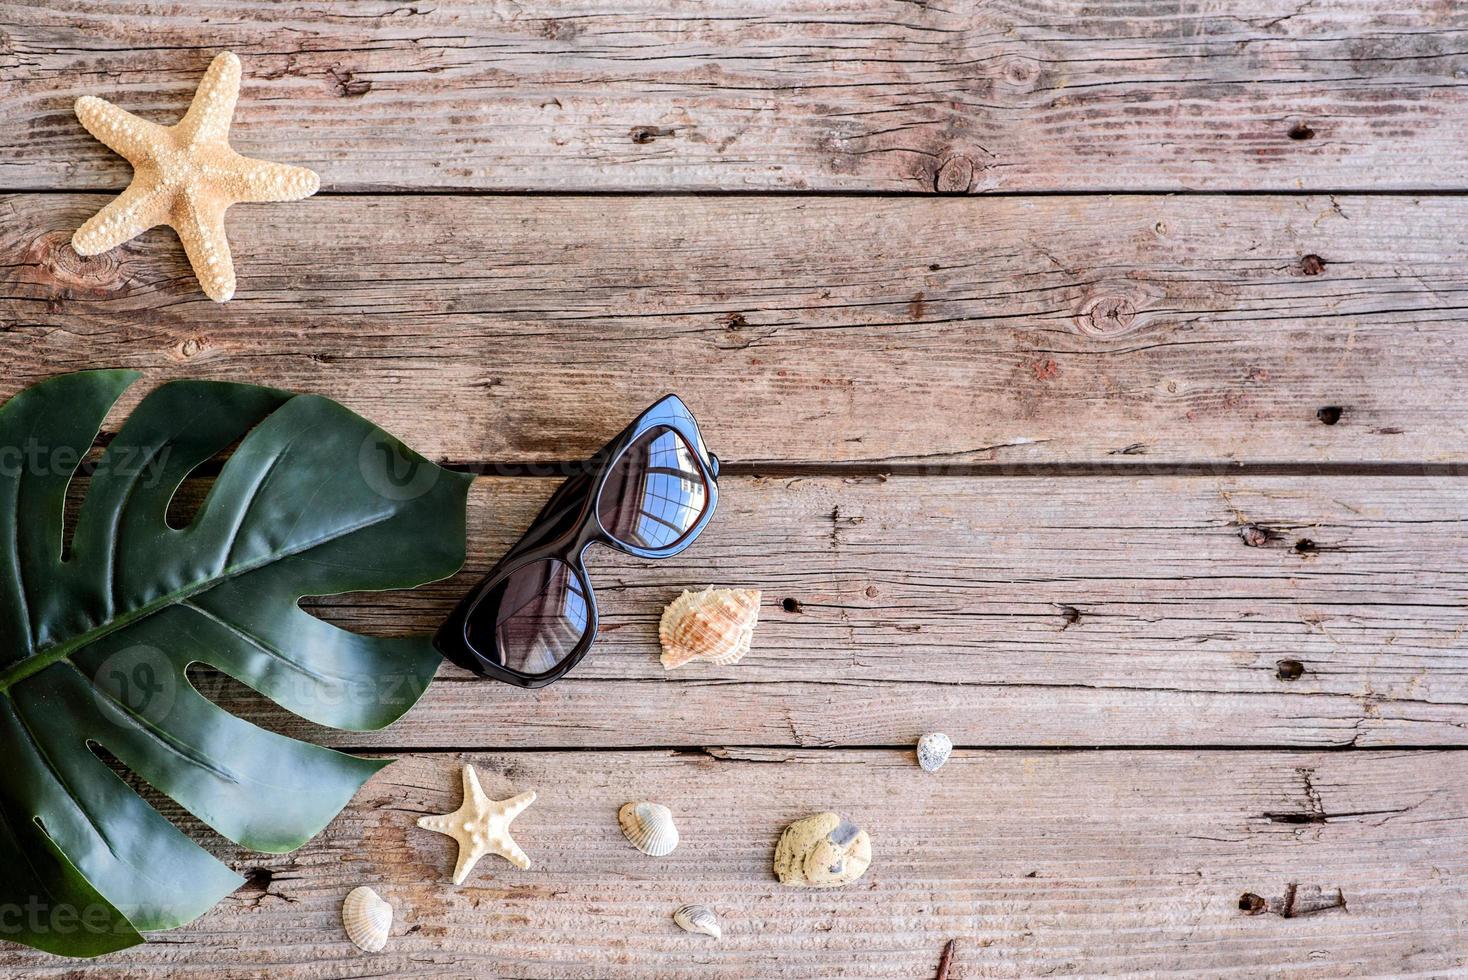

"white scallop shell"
[673, 904, 722, 939]
[916, 732, 952, 773]
[659, 587, 761, 670]
[773, 812, 872, 888]
[619, 801, 680, 856]
[342, 886, 392, 953]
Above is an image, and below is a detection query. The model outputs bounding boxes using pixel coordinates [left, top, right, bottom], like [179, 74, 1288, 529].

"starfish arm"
[228, 154, 321, 203]
[74, 96, 167, 166]
[451, 843, 486, 885]
[415, 812, 457, 834]
[173, 189, 236, 302]
[501, 791, 537, 820]
[497, 834, 532, 871]
[176, 51, 241, 146]
[462, 765, 487, 805]
[72, 178, 171, 255]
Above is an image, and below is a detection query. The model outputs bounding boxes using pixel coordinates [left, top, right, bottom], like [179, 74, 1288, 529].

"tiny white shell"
[916, 732, 953, 773]
[673, 904, 722, 939]
[619, 801, 680, 856]
[342, 886, 392, 953]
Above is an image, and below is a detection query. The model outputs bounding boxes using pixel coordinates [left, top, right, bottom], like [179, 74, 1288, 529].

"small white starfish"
[71, 51, 319, 302]
[416, 764, 536, 884]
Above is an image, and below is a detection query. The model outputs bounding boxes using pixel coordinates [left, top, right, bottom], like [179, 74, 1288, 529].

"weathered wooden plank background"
[5, 193, 1468, 467]
[218, 475, 1463, 750]
[2, 0, 1467, 976]
[4, 1, 1468, 192]
[3, 751, 1467, 978]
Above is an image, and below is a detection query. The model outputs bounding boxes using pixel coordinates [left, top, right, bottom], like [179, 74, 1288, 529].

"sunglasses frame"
[434, 394, 720, 688]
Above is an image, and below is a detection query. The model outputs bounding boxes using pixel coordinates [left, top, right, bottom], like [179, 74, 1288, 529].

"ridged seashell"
[773, 812, 871, 888]
[659, 587, 762, 670]
[342, 886, 392, 953]
[916, 732, 952, 773]
[673, 904, 722, 939]
[619, 801, 680, 856]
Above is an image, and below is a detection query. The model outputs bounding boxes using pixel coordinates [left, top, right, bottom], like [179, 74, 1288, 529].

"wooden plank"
[3, 1, 1467, 192]
[181, 474, 1468, 749]
[1, 749, 1464, 977]
[5, 193, 1468, 466]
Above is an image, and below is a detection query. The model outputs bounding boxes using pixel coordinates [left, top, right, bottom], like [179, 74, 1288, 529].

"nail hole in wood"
[782, 597, 803, 613]
[1288, 123, 1315, 140]
[630, 125, 673, 144]
[242, 867, 274, 893]
[1300, 254, 1326, 275]
[1293, 538, 1318, 555]
[1276, 659, 1305, 681]
[1239, 892, 1267, 914]
[1316, 405, 1343, 425]
[1238, 524, 1272, 548]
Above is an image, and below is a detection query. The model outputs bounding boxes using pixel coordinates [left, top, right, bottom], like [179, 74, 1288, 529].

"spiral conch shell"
[342, 886, 392, 953]
[673, 904, 722, 939]
[659, 587, 761, 670]
[773, 812, 871, 888]
[619, 801, 680, 856]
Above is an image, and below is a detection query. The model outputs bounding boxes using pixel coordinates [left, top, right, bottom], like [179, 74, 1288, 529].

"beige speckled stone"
[71, 51, 319, 302]
[773, 812, 871, 888]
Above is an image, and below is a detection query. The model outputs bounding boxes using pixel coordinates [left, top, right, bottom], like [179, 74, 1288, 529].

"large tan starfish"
[417, 765, 536, 884]
[71, 51, 319, 302]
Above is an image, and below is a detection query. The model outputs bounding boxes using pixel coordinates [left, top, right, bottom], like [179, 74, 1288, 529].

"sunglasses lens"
[598, 426, 710, 551]
[467, 559, 590, 675]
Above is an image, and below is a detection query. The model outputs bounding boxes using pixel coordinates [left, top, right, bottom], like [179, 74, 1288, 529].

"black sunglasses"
[434, 395, 720, 688]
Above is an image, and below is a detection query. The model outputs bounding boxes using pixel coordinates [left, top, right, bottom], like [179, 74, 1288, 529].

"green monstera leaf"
[0, 371, 470, 957]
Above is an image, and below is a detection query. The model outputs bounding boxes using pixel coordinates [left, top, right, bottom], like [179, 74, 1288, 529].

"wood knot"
[1076, 295, 1138, 337]
[327, 66, 372, 98]
[934, 155, 974, 194]
[32, 229, 123, 299]
[1000, 57, 1039, 90]
[173, 335, 210, 361]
